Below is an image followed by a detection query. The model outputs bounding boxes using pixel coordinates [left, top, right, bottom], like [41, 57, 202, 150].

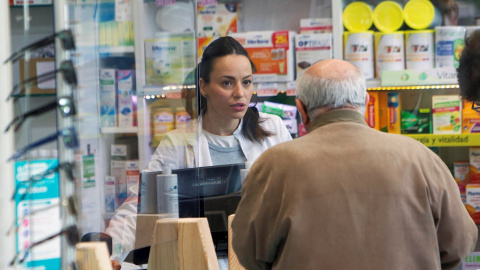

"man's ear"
[296, 99, 311, 131]
[365, 91, 370, 107]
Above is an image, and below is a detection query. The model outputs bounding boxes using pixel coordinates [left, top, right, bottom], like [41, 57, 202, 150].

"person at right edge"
[458, 29, 480, 103]
[232, 59, 478, 270]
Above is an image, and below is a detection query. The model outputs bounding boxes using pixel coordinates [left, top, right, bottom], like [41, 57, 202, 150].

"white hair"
[295, 66, 367, 118]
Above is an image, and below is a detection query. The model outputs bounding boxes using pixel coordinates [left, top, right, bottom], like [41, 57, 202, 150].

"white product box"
[295, 33, 333, 75]
[111, 144, 127, 205]
[126, 161, 139, 197]
[117, 70, 135, 128]
[230, 31, 296, 82]
[99, 69, 117, 127]
[104, 176, 118, 212]
[432, 95, 462, 134]
[144, 34, 195, 85]
[12, 0, 52, 5]
[300, 18, 332, 33]
[197, 3, 239, 37]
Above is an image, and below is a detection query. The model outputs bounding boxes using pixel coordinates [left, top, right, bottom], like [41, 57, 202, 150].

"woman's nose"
[233, 83, 245, 98]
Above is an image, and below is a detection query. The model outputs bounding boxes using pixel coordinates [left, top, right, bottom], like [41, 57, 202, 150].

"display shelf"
[404, 134, 480, 147]
[139, 85, 189, 99]
[100, 127, 138, 134]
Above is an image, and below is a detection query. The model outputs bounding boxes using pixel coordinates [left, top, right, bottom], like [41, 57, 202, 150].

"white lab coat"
[106, 112, 292, 261]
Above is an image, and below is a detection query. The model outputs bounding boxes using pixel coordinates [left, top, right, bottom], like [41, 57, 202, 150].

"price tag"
[286, 81, 296, 96]
[198, 0, 217, 6]
[156, 0, 175, 7]
[257, 83, 279, 97]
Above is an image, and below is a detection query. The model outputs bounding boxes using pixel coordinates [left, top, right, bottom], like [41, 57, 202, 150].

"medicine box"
[466, 184, 480, 224]
[117, 70, 135, 128]
[387, 92, 401, 134]
[300, 18, 332, 33]
[462, 100, 480, 133]
[400, 108, 431, 134]
[295, 33, 333, 76]
[365, 91, 380, 130]
[432, 95, 462, 134]
[99, 69, 117, 127]
[230, 31, 296, 82]
[470, 147, 480, 184]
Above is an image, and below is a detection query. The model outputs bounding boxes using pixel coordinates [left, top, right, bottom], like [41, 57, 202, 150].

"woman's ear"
[199, 78, 208, 97]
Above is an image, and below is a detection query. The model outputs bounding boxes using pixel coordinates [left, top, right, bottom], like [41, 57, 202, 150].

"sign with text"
[257, 83, 279, 97]
[381, 67, 458, 86]
[405, 134, 480, 147]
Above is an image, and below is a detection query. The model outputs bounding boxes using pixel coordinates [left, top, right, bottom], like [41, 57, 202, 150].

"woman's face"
[200, 54, 253, 121]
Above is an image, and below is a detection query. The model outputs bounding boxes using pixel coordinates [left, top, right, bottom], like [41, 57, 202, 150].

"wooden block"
[228, 214, 246, 270]
[75, 242, 113, 270]
[134, 214, 171, 250]
[148, 218, 220, 270]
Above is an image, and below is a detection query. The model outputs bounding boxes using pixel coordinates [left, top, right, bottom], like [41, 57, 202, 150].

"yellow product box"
[454, 161, 470, 204]
[387, 92, 401, 133]
[197, 3, 239, 37]
[378, 92, 389, 132]
[470, 147, 480, 184]
[230, 31, 296, 82]
[462, 100, 480, 133]
[365, 91, 380, 130]
[466, 184, 480, 224]
[145, 34, 195, 85]
[432, 95, 462, 134]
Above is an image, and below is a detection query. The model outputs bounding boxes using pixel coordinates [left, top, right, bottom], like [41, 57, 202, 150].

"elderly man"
[232, 59, 477, 270]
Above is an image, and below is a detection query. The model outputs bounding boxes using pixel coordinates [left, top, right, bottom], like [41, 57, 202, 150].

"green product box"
[401, 108, 432, 134]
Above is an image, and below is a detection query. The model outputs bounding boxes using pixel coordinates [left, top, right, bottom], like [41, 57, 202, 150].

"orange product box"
[230, 31, 296, 82]
[466, 184, 480, 224]
[469, 147, 480, 184]
[462, 100, 480, 133]
[365, 91, 380, 130]
[387, 92, 401, 134]
[378, 92, 389, 132]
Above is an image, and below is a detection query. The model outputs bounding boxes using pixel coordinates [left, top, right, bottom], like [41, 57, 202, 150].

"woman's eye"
[222, 81, 232, 86]
[243, 80, 252, 86]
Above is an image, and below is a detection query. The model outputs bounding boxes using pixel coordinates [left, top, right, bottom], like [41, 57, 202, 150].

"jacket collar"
[310, 109, 368, 132]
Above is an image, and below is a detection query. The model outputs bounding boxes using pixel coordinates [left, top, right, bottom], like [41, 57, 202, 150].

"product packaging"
[99, 69, 117, 127]
[230, 31, 296, 82]
[175, 107, 192, 129]
[104, 176, 118, 212]
[432, 95, 462, 134]
[344, 31, 374, 79]
[117, 70, 135, 128]
[400, 108, 431, 134]
[295, 33, 333, 76]
[299, 18, 332, 33]
[466, 184, 480, 224]
[197, 3, 239, 37]
[145, 34, 195, 85]
[156, 166, 179, 217]
[470, 147, 480, 185]
[374, 32, 405, 78]
[387, 92, 401, 134]
[111, 145, 128, 206]
[435, 26, 466, 68]
[454, 161, 470, 204]
[378, 92, 389, 132]
[365, 91, 380, 130]
[462, 100, 480, 133]
[126, 161, 140, 197]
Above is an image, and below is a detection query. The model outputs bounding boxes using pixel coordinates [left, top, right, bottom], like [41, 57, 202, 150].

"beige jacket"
[232, 109, 477, 270]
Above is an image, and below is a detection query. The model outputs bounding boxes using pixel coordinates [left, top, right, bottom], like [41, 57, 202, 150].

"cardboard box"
[387, 92, 401, 133]
[470, 147, 480, 184]
[197, 3, 239, 37]
[454, 161, 470, 204]
[145, 34, 195, 85]
[466, 184, 480, 224]
[19, 58, 56, 95]
[432, 95, 462, 134]
[365, 91, 380, 130]
[230, 31, 296, 82]
[300, 18, 332, 33]
[462, 100, 480, 133]
[99, 69, 117, 127]
[400, 108, 431, 134]
[117, 70, 135, 127]
[295, 33, 333, 76]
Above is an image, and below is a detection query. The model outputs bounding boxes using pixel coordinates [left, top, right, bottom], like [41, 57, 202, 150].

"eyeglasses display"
[4, 29, 75, 64]
[8, 60, 77, 101]
[8, 127, 79, 161]
[10, 225, 79, 266]
[4, 96, 76, 132]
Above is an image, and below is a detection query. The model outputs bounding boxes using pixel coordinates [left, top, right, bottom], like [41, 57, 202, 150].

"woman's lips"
[231, 103, 246, 111]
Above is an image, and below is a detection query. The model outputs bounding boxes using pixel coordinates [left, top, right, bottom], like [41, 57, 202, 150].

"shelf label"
[286, 81, 296, 96]
[165, 92, 182, 99]
[198, 0, 217, 6]
[257, 83, 279, 97]
[156, 0, 175, 6]
[381, 67, 458, 86]
[406, 134, 480, 147]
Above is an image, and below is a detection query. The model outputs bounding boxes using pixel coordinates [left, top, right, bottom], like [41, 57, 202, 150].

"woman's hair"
[198, 36, 273, 143]
[295, 65, 367, 118]
[458, 30, 480, 102]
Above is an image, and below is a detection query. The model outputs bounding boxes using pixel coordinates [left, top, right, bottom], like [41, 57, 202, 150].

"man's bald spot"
[305, 59, 358, 80]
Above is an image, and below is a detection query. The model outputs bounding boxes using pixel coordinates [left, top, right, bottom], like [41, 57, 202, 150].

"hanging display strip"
[381, 67, 458, 86]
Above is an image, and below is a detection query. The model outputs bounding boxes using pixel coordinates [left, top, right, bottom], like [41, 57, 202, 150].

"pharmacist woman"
[106, 36, 292, 266]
